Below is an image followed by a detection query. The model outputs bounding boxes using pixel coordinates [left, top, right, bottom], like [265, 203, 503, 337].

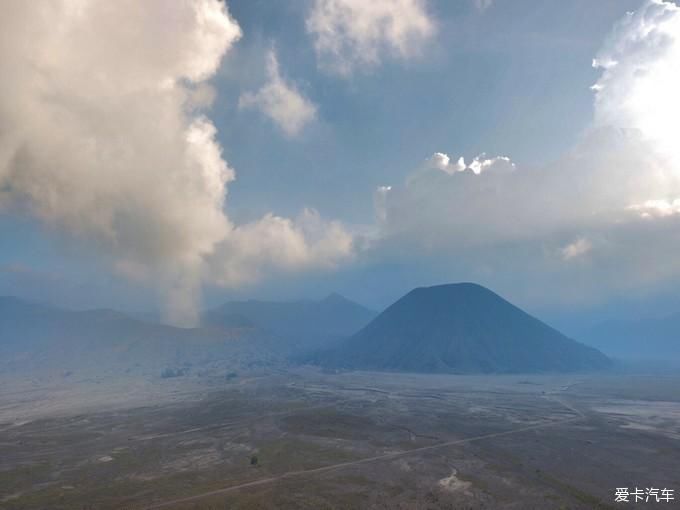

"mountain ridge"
[203, 293, 376, 351]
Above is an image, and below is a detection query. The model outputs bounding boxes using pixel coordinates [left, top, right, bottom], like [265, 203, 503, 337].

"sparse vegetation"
[2, 372, 678, 509]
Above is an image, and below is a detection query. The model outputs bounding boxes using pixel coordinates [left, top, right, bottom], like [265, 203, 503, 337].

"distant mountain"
[312, 283, 611, 374]
[203, 293, 376, 352]
[579, 313, 680, 360]
[0, 296, 277, 377]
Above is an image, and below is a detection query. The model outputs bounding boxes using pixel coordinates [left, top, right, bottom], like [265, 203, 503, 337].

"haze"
[1, 1, 680, 509]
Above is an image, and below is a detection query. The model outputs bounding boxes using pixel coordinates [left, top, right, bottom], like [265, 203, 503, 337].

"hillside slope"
[0, 297, 276, 376]
[204, 293, 376, 352]
[315, 283, 610, 373]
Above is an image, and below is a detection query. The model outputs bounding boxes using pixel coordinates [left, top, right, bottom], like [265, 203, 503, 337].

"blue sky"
[219, 0, 640, 223]
[2, 0, 680, 327]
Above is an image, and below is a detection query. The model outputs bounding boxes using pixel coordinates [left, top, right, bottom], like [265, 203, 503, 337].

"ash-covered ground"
[1, 369, 679, 509]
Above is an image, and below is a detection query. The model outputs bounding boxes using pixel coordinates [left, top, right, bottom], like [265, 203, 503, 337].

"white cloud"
[561, 238, 592, 261]
[428, 152, 465, 174]
[592, 0, 680, 170]
[426, 152, 514, 175]
[306, 0, 436, 75]
[628, 199, 680, 218]
[208, 209, 353, 286]
[373, 185, 393, 225]
[0, 1, 351, 325]
[239, 50, 317, 137]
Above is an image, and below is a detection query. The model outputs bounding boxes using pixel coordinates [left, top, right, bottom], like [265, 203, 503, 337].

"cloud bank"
[592, 0, 680, 170]
[0, 1, 351, 325]
[369, 0, 680, 307]
[306, 0, 436, 75]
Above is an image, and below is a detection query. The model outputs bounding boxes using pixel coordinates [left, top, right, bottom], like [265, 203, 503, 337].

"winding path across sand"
[144, 389, 583, 509]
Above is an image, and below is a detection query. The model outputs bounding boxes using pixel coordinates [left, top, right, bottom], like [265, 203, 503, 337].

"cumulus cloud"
[368, 0, 680, 307]
[239, 50, 317, 137]
[427, 152, 514, 175]
[306, 0, 436, 75]
[428, 153, 465, 174]
[0, 1, 351, 325]
[208, 209, 353, 286]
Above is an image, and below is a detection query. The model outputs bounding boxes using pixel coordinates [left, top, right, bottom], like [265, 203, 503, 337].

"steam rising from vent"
[0, 1, 352, 325]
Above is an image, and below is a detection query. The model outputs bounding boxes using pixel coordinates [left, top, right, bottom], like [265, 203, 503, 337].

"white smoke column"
[0, 1, 352, 325]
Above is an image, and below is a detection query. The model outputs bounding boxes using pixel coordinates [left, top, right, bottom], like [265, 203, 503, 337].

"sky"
[1, 0, 680, 328]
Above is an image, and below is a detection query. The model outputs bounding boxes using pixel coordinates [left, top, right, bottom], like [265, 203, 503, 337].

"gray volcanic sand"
[1, 369, 679, 509]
